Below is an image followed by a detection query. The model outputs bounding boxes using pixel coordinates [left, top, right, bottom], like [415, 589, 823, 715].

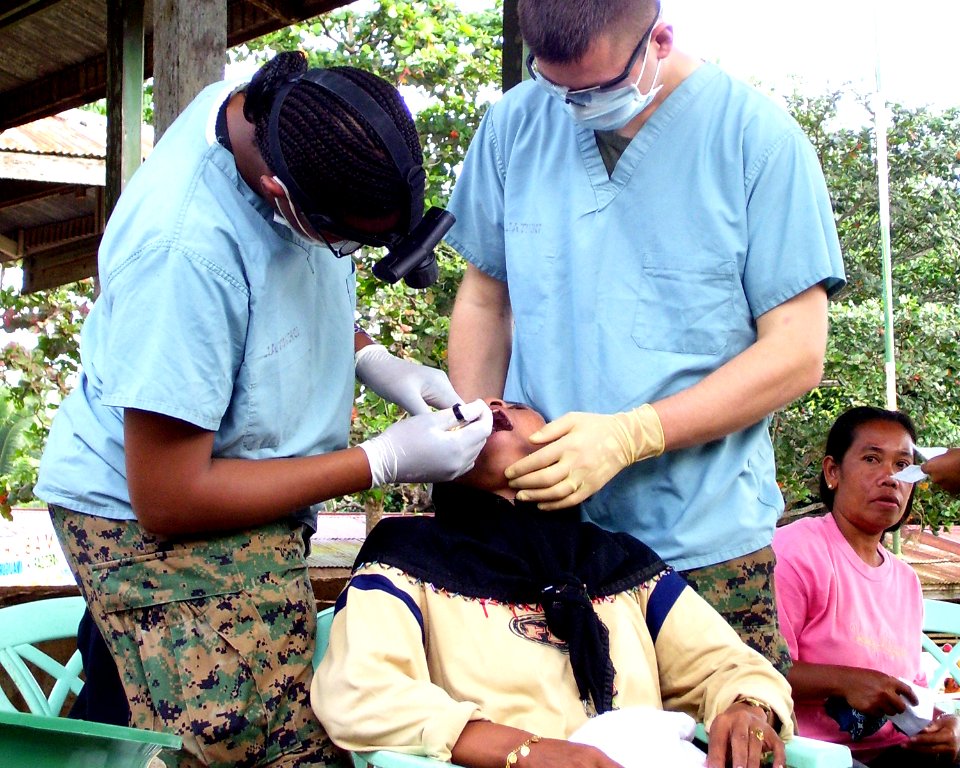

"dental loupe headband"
[266, 69, 454, 288]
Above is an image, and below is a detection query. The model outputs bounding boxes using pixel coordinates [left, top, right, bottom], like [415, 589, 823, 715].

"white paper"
[892, 464, 928, 483]
[891, 446, 949, 483]
[888, 679, 936, 736]
[915, 446, 948, 462]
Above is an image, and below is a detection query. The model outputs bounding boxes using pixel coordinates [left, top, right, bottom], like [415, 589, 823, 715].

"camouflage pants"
[680, 545, 793, 676]
[50, 506, 342, 768]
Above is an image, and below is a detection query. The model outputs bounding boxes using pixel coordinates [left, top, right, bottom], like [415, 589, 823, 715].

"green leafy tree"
[775, 89, 960, 530]
[0, 390, 34, 519]
[0, 277, 94, 514]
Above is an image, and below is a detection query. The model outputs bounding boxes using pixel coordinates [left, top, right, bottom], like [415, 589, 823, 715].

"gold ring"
[751, 727, 764, 743]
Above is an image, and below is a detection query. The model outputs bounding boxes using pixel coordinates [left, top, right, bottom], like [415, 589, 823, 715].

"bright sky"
[662, 0, 960, 110]
[456, 0, 960, 110]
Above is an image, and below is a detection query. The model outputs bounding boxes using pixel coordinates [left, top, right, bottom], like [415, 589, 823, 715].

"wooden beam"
[242, 0, 302, 26]
[0, 181, 76, 208]
[21, 213, 100, 251]
[0, 0, 64, 30]
[21, 233, 100, 294]
[0, 0, 351, 132]
[0, 233, 20, 261]
[0, 55, 110, 132]
[225, 0, 348, 47]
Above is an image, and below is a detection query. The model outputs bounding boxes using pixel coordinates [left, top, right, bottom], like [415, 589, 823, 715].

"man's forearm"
[449, 266, 513, 400]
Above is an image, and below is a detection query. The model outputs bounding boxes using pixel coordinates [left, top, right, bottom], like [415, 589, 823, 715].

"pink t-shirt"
[773, 513, 925, 758]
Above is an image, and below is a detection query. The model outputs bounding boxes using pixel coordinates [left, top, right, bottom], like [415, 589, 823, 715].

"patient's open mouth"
[491, 410, 513, 432]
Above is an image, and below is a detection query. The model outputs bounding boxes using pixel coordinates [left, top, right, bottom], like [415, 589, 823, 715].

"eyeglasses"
[306, 210, 401, 258]
[314, 230, 363, 258]
[525, 9, 660, 107]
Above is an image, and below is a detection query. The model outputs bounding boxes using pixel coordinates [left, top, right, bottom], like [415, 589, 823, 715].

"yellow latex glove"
[505, 404, 665, 510]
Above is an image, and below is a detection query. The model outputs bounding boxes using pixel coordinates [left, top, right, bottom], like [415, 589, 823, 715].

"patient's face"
[456, 398, 546, 493]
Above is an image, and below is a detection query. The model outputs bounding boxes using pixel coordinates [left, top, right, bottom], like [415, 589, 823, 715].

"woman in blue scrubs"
[35, 51, 491, 768]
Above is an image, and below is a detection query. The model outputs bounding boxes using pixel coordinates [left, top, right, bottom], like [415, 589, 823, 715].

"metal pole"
[875, 97, 897, 412]
[873, 3, 900, 552]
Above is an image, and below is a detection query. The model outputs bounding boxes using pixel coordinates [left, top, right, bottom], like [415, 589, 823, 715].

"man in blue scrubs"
[445, 0, 845, 672]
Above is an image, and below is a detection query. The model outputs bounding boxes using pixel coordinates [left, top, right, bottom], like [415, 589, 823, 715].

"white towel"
[569, 707, 708, 768]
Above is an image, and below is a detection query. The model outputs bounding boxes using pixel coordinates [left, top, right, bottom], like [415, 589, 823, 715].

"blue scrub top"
[36, 80, 357, 520]
[447, 64, 845, 570]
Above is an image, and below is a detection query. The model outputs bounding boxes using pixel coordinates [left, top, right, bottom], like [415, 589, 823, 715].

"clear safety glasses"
[525, 10, 660, 107]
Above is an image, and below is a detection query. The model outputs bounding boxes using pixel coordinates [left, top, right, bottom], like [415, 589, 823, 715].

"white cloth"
[569, 707, 706, 768]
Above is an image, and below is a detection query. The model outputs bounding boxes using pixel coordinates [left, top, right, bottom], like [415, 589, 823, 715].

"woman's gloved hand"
[359, 399, 493, 487]
[355, 344, 460, 415]
[505, 404, 664, 510]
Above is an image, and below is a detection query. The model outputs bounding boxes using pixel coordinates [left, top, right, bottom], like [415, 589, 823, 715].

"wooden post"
[152, 0, 227, 141]
[105, 0, 145, 221]
[502, 0, 523, 92]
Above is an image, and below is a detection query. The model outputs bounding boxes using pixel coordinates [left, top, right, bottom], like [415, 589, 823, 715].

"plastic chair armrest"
[354, 750, 465, 768]
[0, 710, 182, 768]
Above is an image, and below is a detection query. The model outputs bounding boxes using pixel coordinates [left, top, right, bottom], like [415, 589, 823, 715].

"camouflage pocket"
[91, 547, 245, 614]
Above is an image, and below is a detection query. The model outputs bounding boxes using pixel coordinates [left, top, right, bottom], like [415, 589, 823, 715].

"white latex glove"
[355, 344, 460, 415]
[359, 399, 493, 487]
[505, 404, 665, 510]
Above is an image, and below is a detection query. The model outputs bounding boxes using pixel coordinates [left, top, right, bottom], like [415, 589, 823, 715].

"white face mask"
[271, 176, 361, 255]
[272, 210, 297, 232]
[271, 176, 323, 242]
[563, 56, 663, 131]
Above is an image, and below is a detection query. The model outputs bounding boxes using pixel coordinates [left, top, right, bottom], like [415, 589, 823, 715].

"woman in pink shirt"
[773, 406, 960, 767]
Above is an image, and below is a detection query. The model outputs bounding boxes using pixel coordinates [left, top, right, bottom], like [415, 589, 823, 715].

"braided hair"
[243, 51, 423, 226]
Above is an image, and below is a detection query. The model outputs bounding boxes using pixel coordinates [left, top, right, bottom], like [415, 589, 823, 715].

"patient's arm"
[651, 577, 793, 736]
[453, 722, 620, 768]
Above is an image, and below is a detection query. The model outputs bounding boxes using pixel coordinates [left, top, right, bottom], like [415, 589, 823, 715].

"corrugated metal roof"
[902, 525, 960, 600]
[0, 109, 153, 159]
[1, 110, 108, 158]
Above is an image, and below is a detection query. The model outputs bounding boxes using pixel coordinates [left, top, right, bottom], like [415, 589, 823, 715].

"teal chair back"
[315, 605, 335, 670]
[922, 597, 960, 691]
[0, 594, 86, 715]
[0, 594, 181, 767]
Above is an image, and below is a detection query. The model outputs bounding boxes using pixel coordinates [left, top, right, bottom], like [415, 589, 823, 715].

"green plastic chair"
[314, 607, 852, 768]
[922, 597, 960, 691]
[0, 595, 181, 767]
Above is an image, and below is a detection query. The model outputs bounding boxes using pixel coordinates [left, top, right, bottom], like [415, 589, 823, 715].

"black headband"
[265, 68, 425, 235]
